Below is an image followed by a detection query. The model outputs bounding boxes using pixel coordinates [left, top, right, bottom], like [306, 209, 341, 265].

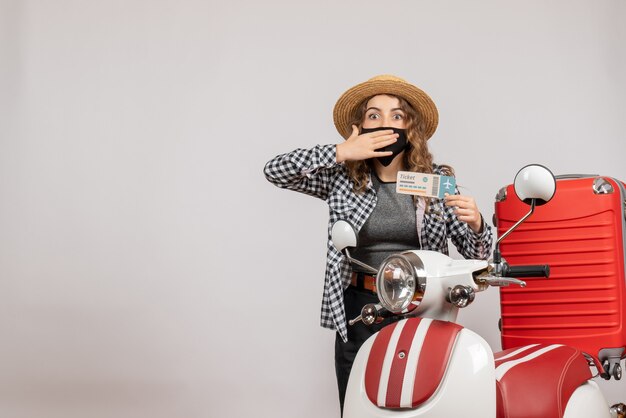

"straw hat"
[333, 75, 439, 140]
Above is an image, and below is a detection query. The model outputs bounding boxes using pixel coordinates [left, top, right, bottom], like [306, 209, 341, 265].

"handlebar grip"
[504, 265, 550, 278]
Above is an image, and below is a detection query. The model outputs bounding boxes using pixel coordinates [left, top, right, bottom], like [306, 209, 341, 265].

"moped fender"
[344, 320, 496, 418]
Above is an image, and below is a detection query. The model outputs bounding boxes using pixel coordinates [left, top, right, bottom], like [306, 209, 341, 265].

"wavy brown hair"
[344, 94, 453, 194]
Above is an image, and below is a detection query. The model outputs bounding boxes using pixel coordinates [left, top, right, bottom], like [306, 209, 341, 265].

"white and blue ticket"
[396, 171, 456, 198]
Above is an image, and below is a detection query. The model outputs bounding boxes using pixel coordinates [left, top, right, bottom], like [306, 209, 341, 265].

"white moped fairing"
[345, 318, 611, 418]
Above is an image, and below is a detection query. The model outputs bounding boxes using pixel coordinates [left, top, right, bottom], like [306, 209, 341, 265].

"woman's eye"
[392, 113, 404, 120]
[367, 113, 380, 119]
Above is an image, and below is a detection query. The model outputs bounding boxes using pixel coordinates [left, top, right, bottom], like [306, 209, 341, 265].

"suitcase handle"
[503, 264, 550, 278]
[555, 174, 599, 179]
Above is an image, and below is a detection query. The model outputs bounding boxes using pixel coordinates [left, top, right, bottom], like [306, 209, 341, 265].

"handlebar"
[503, 264, 550, 278]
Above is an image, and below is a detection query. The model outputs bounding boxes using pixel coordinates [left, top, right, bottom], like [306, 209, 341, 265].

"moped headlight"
[376, 252, 427, 313]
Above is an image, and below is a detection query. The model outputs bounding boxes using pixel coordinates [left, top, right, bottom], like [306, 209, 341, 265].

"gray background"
[1, 0, 625, 417]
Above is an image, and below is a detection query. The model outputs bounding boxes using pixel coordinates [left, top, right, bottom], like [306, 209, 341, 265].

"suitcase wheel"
[602, 359, 623, 380]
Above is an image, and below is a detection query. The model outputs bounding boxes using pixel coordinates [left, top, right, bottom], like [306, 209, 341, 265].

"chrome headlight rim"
[376, 251, 427, 313]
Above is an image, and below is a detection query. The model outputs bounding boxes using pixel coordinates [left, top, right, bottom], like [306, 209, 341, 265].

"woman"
[263, 75, 493, 414]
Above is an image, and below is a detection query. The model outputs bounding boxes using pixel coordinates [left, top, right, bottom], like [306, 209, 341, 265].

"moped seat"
[495, 344, 592, 418]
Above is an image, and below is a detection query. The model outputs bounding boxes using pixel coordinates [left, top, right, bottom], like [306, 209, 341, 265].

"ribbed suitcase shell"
[494, 176, 626, 365]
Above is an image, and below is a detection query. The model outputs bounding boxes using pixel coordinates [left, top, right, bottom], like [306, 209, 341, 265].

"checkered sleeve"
[445, 186, 493, 260]
[263, 144, 338, 200]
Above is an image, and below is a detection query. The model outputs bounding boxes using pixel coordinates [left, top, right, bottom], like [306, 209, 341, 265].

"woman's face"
[362, 94, 407, 129]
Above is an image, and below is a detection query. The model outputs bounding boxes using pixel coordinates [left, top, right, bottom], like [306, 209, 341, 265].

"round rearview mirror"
[514, 164, 556, 206]
[331, 220, 358, 252]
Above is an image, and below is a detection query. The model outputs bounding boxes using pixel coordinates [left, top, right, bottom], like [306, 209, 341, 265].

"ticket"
[396, 171, 456, 198]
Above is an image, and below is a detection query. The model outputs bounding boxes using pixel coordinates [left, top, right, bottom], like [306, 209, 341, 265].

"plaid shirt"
[264, 144, 493, 342]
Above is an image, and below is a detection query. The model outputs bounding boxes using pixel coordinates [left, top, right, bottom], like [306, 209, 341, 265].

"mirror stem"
[494, 199, 536, 264]
[344, 249, 378, 275]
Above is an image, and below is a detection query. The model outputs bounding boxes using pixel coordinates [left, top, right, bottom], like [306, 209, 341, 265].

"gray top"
[351, 173, 420, 270]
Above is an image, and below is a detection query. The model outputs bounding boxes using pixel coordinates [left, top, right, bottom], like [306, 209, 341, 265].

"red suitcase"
[494, 174, 626, 379]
